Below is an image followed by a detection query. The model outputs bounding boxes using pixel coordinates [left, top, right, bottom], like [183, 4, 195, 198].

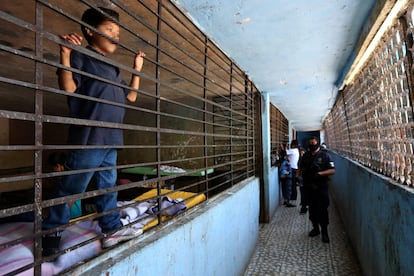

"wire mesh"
[324, 4, 414, 186]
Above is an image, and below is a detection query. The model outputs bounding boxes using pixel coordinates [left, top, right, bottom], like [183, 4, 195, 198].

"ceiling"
[172, 0, 377, 131]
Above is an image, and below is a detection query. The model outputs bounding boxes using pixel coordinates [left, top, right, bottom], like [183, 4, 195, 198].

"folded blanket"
[156, 165, 186, 173]
[117, 196, 186, 228]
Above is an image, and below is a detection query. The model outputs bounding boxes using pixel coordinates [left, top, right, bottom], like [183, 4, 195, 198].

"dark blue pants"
[43, 149, 121, 232]
[308, 187, 329, 227]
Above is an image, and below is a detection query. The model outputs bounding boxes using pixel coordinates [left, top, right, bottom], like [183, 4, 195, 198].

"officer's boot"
[321, 225, 329, 243]
[308, 222, 320, 237]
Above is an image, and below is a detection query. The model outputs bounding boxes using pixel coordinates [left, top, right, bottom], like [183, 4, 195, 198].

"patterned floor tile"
[243, 197, 361, 276]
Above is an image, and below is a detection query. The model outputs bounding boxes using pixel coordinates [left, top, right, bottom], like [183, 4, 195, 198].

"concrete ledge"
[67, 177, 260, 276]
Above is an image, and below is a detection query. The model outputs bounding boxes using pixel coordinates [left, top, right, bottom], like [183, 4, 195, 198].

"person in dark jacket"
[299, 136, 335, 243]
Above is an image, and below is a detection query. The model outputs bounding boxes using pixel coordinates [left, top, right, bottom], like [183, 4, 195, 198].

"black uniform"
[300, 149, 335, 228]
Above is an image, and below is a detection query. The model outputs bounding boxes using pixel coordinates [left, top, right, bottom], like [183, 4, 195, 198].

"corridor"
[244, 196, 362, 276]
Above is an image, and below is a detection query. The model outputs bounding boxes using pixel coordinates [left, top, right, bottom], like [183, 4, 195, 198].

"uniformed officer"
[300, 136, 335, 243]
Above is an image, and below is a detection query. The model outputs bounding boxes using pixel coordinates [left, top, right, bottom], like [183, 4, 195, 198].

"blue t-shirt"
[279, 159, 292, 179]
[67, 46, 129, 145]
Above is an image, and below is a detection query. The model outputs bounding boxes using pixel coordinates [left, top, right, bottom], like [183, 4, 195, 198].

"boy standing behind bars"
[42, 7, 145, 256]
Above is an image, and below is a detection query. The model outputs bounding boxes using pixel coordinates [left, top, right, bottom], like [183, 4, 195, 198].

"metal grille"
[324, 3, 414, 186]
[0, 0, 257, 273]
[270, 104, 289, 165]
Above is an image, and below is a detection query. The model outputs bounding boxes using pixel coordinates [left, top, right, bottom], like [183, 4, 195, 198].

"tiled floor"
[244, 198, 362, 276]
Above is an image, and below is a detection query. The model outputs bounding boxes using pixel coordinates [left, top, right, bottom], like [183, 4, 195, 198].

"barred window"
[270, 104, 289, 166]
[0, 0, 257, 273]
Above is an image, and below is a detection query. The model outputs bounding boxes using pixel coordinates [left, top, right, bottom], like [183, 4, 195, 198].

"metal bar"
[33, 3, 44, 272]
[156, 0, 163, 224]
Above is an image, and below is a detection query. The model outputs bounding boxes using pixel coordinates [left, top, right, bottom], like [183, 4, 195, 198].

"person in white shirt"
[283, 140, 300, 203]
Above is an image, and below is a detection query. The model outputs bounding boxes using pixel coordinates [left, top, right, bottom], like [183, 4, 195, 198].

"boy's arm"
[57, 33, 83, 93]
[127, 51, 145, 102]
